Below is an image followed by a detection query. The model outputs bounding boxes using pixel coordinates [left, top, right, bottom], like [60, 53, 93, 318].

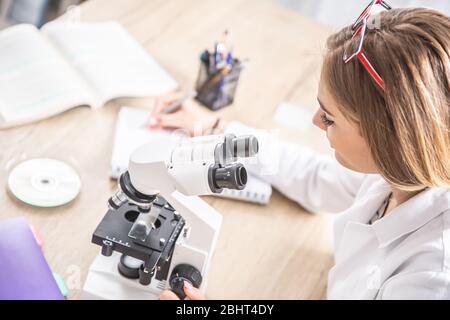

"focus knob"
[139, 265, 154, 286]
[169, 264, 202, 299]
[101, 240, 114, 256]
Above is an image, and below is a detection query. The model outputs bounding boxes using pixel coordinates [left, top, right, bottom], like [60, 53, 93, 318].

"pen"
[226, 51, 233, 65]
[214, 30, 232, 70]
[214, 42, 226, 69]
[198, 59, 248, 97]
[144, 91, 198, 128]
[160, 91, 198, 114]
[223, 30, 233, 66]
[200, 50, 210, 64]
[198, 65, 232, 94]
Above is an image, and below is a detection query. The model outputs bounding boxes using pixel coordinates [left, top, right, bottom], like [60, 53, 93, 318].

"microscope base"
[81, 252, 163, 300]
[82, 238, 211, 300]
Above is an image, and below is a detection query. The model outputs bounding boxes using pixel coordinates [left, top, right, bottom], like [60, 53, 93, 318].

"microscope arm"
[163, 190, 222, 282]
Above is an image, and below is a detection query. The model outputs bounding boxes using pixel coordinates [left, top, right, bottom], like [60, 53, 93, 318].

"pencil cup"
[195, 51, 244, 111]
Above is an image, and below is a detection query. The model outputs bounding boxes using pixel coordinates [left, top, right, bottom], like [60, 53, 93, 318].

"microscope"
[82, 133, 258, 299]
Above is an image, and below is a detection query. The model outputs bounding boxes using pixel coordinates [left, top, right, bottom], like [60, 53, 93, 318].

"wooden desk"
[0, 0, 336, 299]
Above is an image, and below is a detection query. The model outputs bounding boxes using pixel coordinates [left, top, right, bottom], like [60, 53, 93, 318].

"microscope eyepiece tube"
[231, 135, 259, 158]
[108, 189, 129, 210]
[108, 172, 157, 210]
[211, 163, 247, 191]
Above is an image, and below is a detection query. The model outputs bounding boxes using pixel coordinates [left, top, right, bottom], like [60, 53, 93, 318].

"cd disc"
[7, 158, 81, 208]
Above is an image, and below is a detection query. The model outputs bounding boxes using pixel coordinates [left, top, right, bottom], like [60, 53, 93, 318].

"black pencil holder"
[195, 50, 244, 111]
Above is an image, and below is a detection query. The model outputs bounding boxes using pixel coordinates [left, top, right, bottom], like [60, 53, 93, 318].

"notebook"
[111, 107, 272, 205]
[110, 107, 186, 179]
[0, 21, 178, 128]
[213, 174, 272, 205]
[0, 217, 64, 300]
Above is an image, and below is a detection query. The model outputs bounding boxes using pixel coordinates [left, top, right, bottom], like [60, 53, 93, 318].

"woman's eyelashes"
[320, 113, 334, 127]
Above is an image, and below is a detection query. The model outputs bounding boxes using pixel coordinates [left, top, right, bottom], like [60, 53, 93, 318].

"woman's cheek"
[326, 126, 336, 149]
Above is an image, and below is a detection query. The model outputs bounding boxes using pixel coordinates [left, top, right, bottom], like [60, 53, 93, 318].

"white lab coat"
[225, 121, 450, 300]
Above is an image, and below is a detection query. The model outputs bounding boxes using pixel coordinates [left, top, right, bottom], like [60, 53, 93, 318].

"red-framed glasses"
[343, 0, 392, 91]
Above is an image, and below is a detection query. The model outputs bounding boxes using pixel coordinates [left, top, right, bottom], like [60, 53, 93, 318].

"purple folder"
[0, 217, 63, 300]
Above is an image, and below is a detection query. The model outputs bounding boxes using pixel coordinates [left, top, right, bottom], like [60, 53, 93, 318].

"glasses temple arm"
[358, 52, 386, 91]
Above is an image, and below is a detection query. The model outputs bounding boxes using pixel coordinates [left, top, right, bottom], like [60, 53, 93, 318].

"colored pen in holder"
[195, 49, 244, 111]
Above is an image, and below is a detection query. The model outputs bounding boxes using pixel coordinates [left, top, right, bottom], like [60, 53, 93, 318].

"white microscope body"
[82, 134, 258, 299]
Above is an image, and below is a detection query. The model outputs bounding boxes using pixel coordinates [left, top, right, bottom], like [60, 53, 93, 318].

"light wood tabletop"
[0, 0, 337, 299]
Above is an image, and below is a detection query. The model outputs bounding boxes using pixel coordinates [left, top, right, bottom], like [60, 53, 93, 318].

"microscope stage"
[92, 197, 185, 264]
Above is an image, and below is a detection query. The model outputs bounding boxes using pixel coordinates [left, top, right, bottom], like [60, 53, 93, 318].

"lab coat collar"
[371, 185, 450, 248]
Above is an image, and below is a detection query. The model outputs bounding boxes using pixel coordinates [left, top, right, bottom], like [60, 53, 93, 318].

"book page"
[0, 24, 95, 127]
[42, 21, 179, 107]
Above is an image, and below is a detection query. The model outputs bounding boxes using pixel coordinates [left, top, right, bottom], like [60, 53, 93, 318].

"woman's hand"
[150, 93, 222, 136]
[159, 281, 207, 300]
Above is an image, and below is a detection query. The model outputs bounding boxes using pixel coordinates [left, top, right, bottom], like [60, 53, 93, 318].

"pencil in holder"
[195, 50, 244, 111]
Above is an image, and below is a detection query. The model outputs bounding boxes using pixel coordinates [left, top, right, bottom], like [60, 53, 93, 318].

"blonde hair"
[323, 8, 450, 191]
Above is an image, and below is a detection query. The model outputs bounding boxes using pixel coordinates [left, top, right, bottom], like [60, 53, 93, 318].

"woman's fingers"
[184, 281, 206, 300]
[153, 93, 183, 115]
[159, 289, 180, 300]
[157, 112, 185, 129]
[158, 282, 206, 300]
[149, 93, 187, 129]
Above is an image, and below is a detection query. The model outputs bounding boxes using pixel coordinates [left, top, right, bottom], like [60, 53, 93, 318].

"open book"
[111, 107, 272, 205]
[0, 21, 178, 128]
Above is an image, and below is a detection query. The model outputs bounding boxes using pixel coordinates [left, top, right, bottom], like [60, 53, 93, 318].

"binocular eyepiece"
[230, 135, 259, 158]
[108, 134, 259, 210]
[209, 163, 247, 193]
[207, 134, 257, 193]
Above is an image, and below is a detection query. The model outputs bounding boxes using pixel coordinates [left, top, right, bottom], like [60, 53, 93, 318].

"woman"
[158, 4, 450, 299]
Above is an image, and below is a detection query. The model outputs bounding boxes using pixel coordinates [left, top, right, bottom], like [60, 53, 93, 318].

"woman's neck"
[385, 186, 425, 215]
